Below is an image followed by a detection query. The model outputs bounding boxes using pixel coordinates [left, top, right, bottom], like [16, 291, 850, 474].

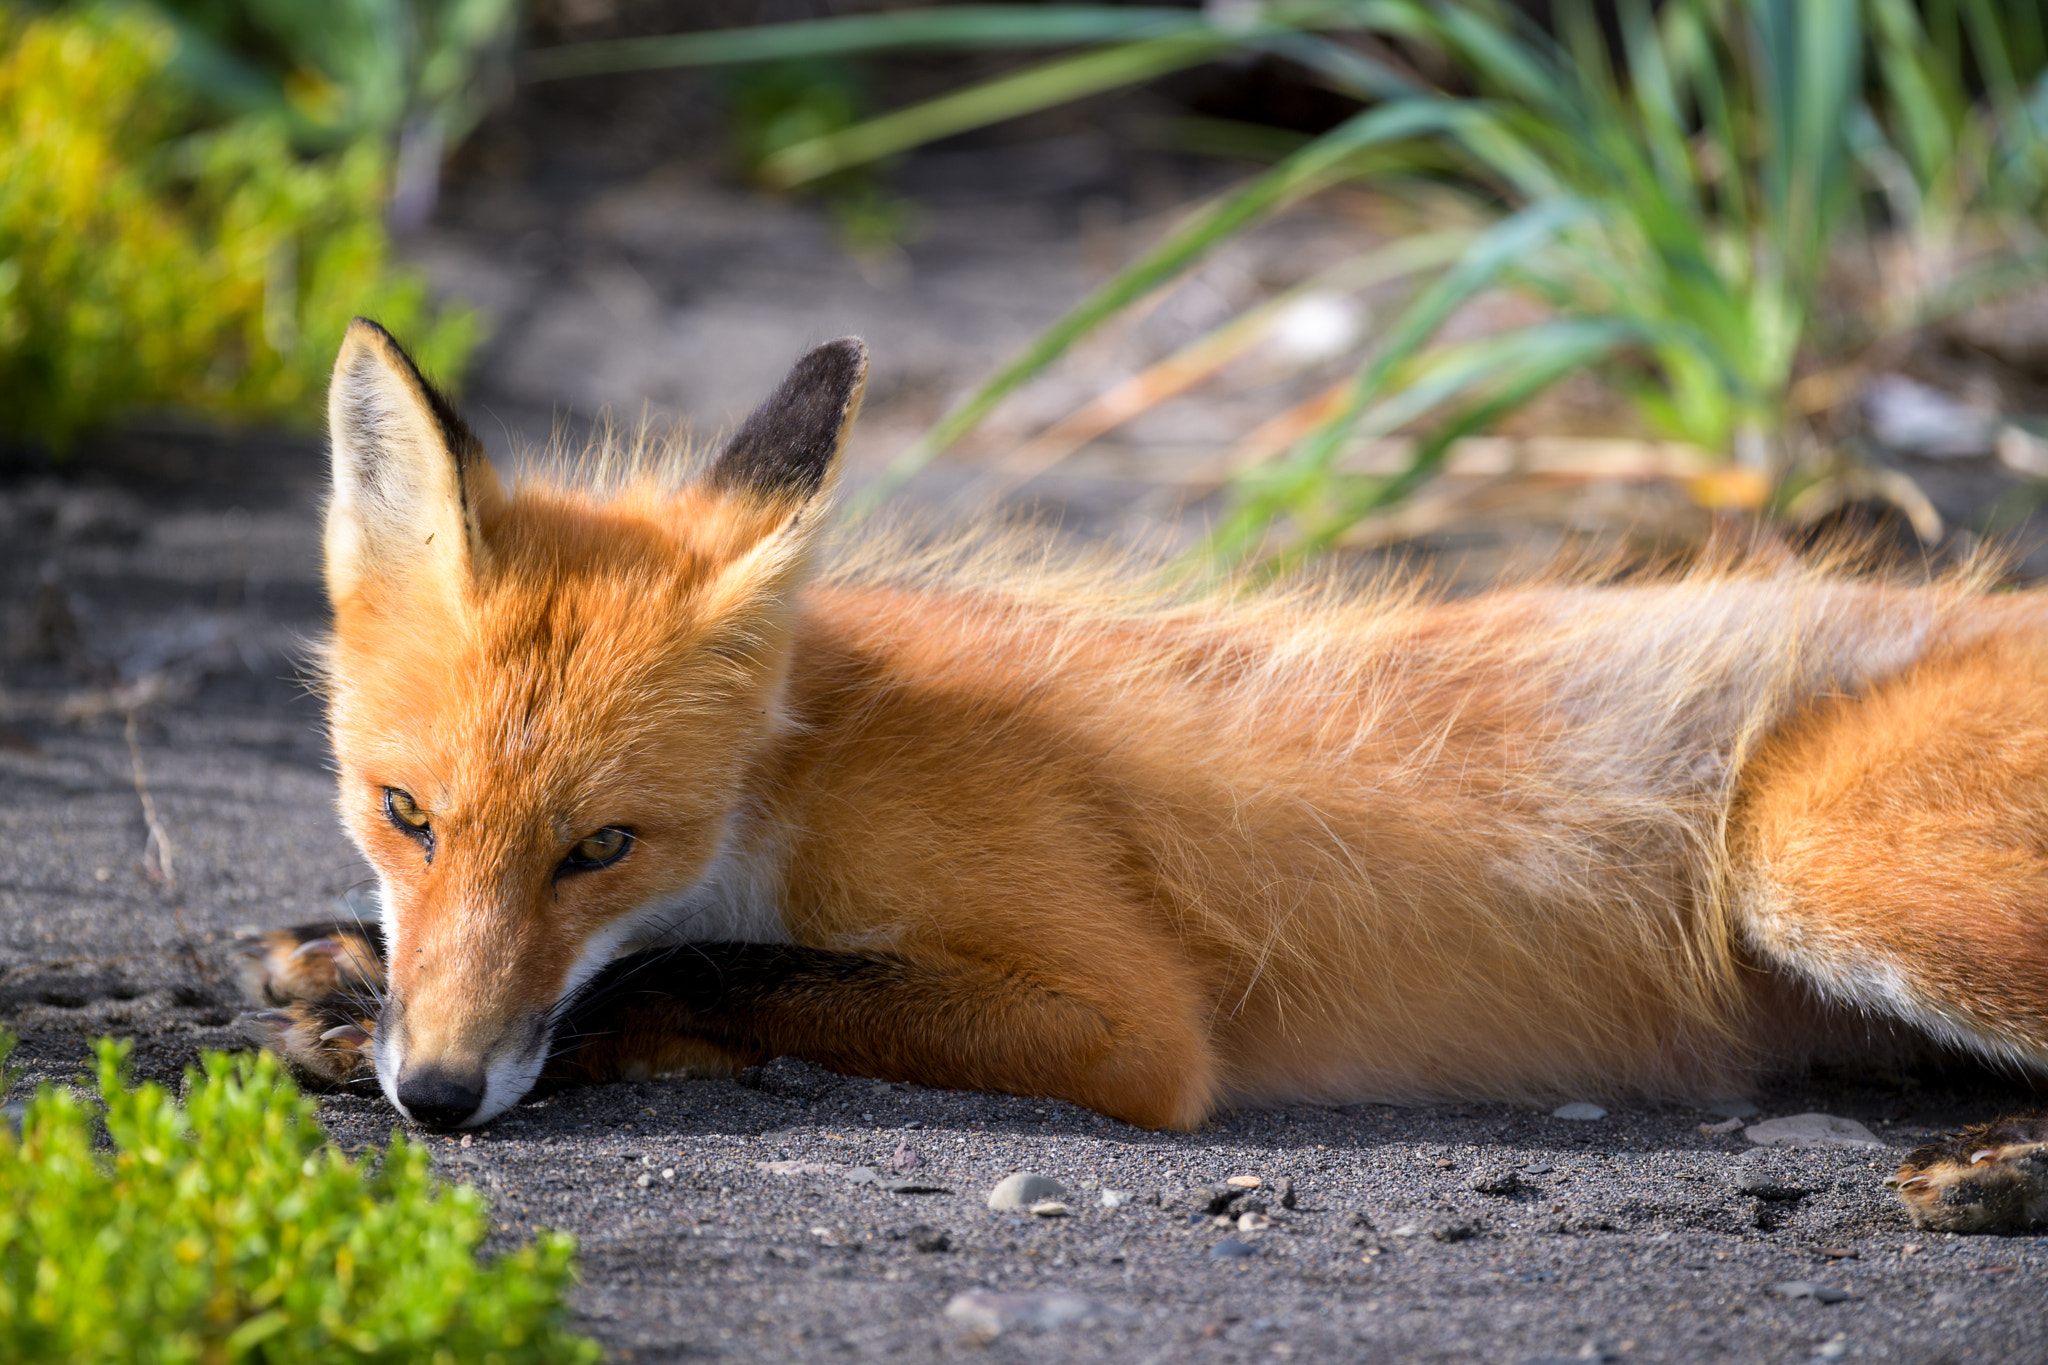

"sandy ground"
[4, 421, 2047, 1365]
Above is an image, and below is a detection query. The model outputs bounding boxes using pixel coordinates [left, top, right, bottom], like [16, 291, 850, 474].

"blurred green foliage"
[531, 1, 2048, 564]
[0, 2, 479, 449]
[0, 1034, 600, 1364]
[724, 57, 921, 256]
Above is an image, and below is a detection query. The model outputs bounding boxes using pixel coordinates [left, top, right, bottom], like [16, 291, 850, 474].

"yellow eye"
[562, 827, 632, 873]
[384, 788, 430, 833]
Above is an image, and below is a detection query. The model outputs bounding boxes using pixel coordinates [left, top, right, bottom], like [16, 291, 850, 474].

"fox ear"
[707, 338, 867, 503]
[325, 318, 501, 612]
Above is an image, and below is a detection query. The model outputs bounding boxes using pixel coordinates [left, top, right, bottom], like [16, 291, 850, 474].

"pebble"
[1770, 1281, 1851, 1303]
[1207, 1238, 1259, 1259]
[892, 1143, 922, 1173]
[1467, 1167, 1523, 1196]
[1099, 1189, 1134, 1209]
[1744, 1113, 1882, 1149]
[910, 1225, 951, 1253]
[1703, 1100, 1761, 1119]
[988, 1172, 1068, 1211]
[1237, 1212, 1271, 1232]
[1698, 1117, 1745, 1135]
[1552, 1102, 1607, 1121]
[845, 1164, 952, 1195]
[1814, 1335, 1849, 1361]
[757, 1160, 843, 1177]
[944, 1290, 1102, 1335]
[1226, 1175, 1262, 1188]
[1028, 1200, 1069, 1217]
[635, 1173, 652, 1188]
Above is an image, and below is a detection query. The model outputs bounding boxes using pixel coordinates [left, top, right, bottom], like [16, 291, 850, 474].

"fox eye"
[560, 827, 632, 875]
[384, 787, 433, 857]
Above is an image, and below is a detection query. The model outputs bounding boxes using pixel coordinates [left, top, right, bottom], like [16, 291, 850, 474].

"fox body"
[248, 319, 2048, 1170]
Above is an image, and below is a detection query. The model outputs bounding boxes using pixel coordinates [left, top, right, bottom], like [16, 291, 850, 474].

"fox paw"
[232, 918, 385, 1090]
[231, 919, 385, 1006]
[236, 999, 379, 1089]
[1891, 1114, 2048, 1233]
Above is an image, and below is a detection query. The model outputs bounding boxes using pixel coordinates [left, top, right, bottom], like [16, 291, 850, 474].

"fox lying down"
[240, 319, 2048, 1233]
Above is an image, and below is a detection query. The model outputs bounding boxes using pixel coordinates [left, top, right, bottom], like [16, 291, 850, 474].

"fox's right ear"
[706, 337, 867, 506]
[325, 318, 502, 614]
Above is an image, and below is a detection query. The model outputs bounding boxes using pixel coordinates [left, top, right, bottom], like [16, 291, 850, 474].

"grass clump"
[0, 2, 478, 449]
[0, 1035, 599, 1364]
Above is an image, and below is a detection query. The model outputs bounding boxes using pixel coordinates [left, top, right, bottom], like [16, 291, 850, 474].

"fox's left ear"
[706, 337, 867, 505]
[325, 318, 503, 614]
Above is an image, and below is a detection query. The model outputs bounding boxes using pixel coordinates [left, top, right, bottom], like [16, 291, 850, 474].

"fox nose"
[395, 1066, 485, 1129]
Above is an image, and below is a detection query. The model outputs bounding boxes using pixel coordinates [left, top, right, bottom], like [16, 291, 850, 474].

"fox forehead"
[328, 487, 784, 819]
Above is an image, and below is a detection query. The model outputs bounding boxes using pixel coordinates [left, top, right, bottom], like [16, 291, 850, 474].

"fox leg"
[542, 943, 1216, 1130]
[231, 919, 384, 1087]
[1734, 635, 2048, 1230]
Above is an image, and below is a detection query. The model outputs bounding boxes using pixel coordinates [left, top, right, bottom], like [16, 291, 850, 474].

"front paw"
[1892, 1114, 2048, 1233]
[231, 919, 384, 1006]
[237, 1000, 378, 1089]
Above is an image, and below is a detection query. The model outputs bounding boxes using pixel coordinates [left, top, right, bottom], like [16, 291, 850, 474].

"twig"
[125, 709, 176, 888]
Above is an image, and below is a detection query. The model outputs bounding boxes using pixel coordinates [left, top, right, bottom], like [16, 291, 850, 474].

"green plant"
[0, 1035, 600, 1364]
[0, 1, 478, 448]
[526, 1, 2048, 566]
[148, 0, 524, 228]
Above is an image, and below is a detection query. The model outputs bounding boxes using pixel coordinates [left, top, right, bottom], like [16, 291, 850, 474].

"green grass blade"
[847, 99, 1472, 517]
[1285, 320, 1639, 563]
[520, 5, 1205, 81]
[762, 32, 1237, 185]
[1282, 196, 1597, 475]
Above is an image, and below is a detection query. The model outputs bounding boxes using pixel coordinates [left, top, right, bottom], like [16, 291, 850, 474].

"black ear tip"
[799, 337, 868, 387]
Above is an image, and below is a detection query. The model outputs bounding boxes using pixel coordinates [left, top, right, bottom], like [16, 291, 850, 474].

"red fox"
[240, 319, 2048, 1232]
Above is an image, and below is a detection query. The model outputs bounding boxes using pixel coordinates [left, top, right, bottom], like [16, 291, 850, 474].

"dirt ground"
[7, 59, 2048, 1365]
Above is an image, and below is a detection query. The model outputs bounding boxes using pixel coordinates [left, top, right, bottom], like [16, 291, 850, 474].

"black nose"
[396, 1066, 484, 1129]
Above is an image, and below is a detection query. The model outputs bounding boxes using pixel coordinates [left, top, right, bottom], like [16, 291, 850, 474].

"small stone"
[1207, 1238, 1259, 1259]
[1226, 1175, 1261, 1189]
[1279, 1180, 1297, 1210]
[1814, 1335, 1849, 1361]
[1028, 1200, 1069, 1217]
[944, 1289, 1101, 1335]
[989, 1173, 1068, 1210]
[910, 1225, 951, 1253]
[635, 1173, 652, 1188]
[1430, 1217, 1480, 1243]
[1099, 1189, 1134, 1209]
[844, 1166, 879, 1186]
[1745, 1113, 1882, 1149]
[1699, 1117, 1745, 1135]
[1521, 1162, 1553, 1175]
[756, 1160, 845, 1176]
[1237, 1211, 1271, 1232]
[661, 1168, 675, 1180]
[1770, 1281, 1851, 1303]
[1703, 1100, 1760, 1120]
[1552, 1102, 1607, 1121]
[1202, 1186, 1250, 1216]
[1432, 1157, 1456, 1170]
[1733, 1149, 1830, 1200]
[1467, 1168, 1523, 1197]
[892, 1143, 922, 1173]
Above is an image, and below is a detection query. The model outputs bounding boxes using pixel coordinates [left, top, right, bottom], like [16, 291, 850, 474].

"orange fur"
[314, 321, 2048, 1130]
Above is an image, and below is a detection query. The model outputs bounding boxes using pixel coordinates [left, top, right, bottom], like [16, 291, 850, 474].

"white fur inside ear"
[325, 328, 481, 609]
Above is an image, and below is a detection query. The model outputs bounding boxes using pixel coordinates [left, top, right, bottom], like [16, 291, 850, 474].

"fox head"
[322, 319, 865, 1127]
